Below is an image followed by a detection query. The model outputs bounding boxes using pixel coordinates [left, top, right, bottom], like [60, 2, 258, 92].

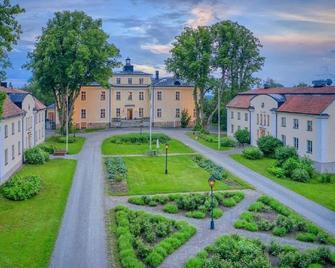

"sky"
[5, 0, 335, 88]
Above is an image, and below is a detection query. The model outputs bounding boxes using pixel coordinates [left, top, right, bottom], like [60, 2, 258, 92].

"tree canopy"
[26, 11, 121, 133]
[0, 0, 24, 81]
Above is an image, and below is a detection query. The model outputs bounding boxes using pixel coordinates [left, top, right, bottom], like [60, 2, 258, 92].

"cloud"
[261, 33, 335, 45]
[186, 5, 216, 28]
[140, 43, 172, 54]
[273, 9, 335, 25]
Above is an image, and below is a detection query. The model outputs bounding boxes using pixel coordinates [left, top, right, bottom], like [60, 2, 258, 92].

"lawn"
[123, 155, 248, 195]
[187, 132, 232, 151]
[102, 137, 193, 155]
[231, 154, 335, 211]
[44, 136, 86, 154]
[0, 159, 77, 268]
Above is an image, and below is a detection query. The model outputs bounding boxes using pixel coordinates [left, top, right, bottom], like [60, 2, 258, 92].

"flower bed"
[112, 206, 196, 268]
[105, 157, 128, 193]
[109, 133, 170, 144]
[184, 234, 335, 268]
[234, 195, 335, 245]
[128, 191, 244, 219]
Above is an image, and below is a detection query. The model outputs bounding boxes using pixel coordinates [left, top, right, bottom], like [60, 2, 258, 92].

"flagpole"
[149, 84, 152, 151]
[66, 88, 69, 153]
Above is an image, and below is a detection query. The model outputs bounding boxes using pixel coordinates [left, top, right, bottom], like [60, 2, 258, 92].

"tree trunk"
[206, 105, 218, 127]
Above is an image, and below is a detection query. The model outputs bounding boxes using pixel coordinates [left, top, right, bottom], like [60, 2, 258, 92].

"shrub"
[282, 157, 300, 177]
[296, 232, 316, 243]
[272, 226, 287, 236]
[185, 210, 206, 219]
[128, 197, 145, 205]
[212, 208, 223, 219]
[181, 109, 191, 128]
[105, 157, 127, 181]
[234, 129, 250, 144]
[37, 143, 55, 154]
[267, 166, 285, 178]
[275, 146, 298, 166]
[24, 147, 49, 164]
[319, 173, 333, 183]
[163, 204, 178, 214]
[242, 147, 263, 160]
[234, 220, 258, 231]
[257, 135, 283, 157]
[222, 198, 236, 207]
[299, 157, 315, 177]
[220, 137, 236, 147]
[1, 175, 41, 201]
[291, 168, 310, 182]
[248, 201, 265, 212]
[110, 133, 170, 144]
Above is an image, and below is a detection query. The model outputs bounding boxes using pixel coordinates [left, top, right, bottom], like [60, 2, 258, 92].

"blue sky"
[6, 0, 335, 87]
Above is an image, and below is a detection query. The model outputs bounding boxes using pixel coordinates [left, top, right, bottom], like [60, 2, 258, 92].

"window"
[128, 91, 132, 101]
[100, 109, 105, 118]
[281, 135, 286, 146]
[261, 102, 265, 108]
[139, 91, 144, 101]
[231, 124, 234, 133]
[267, 115, 270, 127]
[4, 125, 8, 138]
[81, 91, 86, 101]
[11, 122, 15, 135]
[11, 145, 15, 160]
[237, 125, 241, 130]
[128, 78, 132, 85]
[281, 117, 286, 127]
[139, 78, 144, 85]
[231, 111, 234, 119]
[81, 109, 86, 119]
[260, 114, 263, 126]
[237, 112, 241, 120]
[157, 91, 162, 101]
[18, 141, 21, 155]
[244, 113, 248, 121]
[116, 78, 121, 84]
[101, 91, 106, 101]
[293, 119, 299, 129]
[4, 149, 8, 165]
[293, 137, 299, 150]
[307, 120, 313, 131]
[176, 91, 180, 100]
[116, 108, 121, 118]
[18, 120, 21, 132]
[157, 108, 162, 118]
[176, 108, 180, 118]
[116, 91, 121, 100]
[307, 140, 313, 154]
[139, 108, 144, 118]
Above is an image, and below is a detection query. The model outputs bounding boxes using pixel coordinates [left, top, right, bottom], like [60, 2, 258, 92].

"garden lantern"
[165, 144, 169, 174]
[208, 175, 216, 230]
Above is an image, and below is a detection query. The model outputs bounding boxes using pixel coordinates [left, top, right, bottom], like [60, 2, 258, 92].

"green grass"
[123, 155, 248, 195]
[102, 137, 193, 155]
[0, 159, 77, 268]
[83, 128, 106, 133]
[44, 136, 86, 154]
[231, 154, 335, 211]
[187, 132, 231, 151]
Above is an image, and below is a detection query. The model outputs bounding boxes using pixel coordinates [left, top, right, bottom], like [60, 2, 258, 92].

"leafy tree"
[234, 129, 250, 144]
[294, 82, 309, 88]
[0, 0, 24, 81]
[257, 135, 283, 157]
[180, 109, 191, 128]
[25, 79, 54, 105]
[166, 26, 212, 128]
[26, 11, 121, 133]
[264, 78, 284, 88]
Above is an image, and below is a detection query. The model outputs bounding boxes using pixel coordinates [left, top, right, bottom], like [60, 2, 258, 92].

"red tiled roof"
[277, 95, 335, 115]
[2, 96, 24, 119]
[0, 86, 27, 94]
[33, 97, 46, 110]
[226, 95, 254, 109]
[240, 86, 335, 95]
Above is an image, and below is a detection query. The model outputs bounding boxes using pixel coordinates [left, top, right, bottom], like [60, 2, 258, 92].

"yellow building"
[71, 58, 196, 128]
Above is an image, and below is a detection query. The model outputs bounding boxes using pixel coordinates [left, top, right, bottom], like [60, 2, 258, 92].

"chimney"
[155, 70, 159, 80]
[0, 82, 8, 88]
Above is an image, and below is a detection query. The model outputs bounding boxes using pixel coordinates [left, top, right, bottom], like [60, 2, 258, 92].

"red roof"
[277, 95, 335, 115]
[241, 86, 335, 95]
[2, 96, 24, 119]
[0, 86, 27, 94]
[33, 97, 46, 110]
[226, 95, 254, 109]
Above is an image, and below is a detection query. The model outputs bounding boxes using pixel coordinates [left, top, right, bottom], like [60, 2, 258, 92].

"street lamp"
[208, 175, 216, 230]
[165, 144, 169, 174]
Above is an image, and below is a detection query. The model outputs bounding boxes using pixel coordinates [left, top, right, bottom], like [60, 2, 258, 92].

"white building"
[227, 86, 335, 172]
[0, 86, 46, 184]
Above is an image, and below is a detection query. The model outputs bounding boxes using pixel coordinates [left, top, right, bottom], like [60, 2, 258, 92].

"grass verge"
[44, 136, 86, 154]
[186, 132, 232, 151]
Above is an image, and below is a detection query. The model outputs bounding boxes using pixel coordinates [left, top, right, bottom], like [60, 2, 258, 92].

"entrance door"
[127, 109, 133, 120]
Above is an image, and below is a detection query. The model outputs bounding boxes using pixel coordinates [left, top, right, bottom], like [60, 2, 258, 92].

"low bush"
[163, 204, 178, 214]
[1, 175, 41, 201]
[234, 219, 258, 232]
[212, 208, 223, 219]
[248, 201, 266, 212]
[234, 129, 250, 144]
[222, 198, 236, 207]
[267, 166, 285, 178]
[109, 133, 170, 144]
[105, 157, 127, 181]
[257, 135, 283, 157]
[220, 137, 236, 147]
[275, 146, 298, 166]
[296, 232, 316, 242]
[24, 147, 49, 164]
[37, 143, 55, 154]
[319, 173, 333, 183]
[291, 168, 310, 182]
[185, 210, 206, 219]
[128, 197, 145, 205]
[272, 226, 287, 236]
[242, 147, 263, 160]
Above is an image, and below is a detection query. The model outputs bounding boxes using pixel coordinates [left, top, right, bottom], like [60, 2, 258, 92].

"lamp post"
[165, 144, 169, 174]
[208, 175, 216, 230]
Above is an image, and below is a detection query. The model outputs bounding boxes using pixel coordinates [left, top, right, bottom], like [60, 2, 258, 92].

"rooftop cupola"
[123, 57, 134, 72]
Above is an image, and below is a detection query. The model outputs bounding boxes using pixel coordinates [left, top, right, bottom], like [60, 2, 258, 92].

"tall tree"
[26, 11, 121, 133]
[166, 26, 212, 128]
[294, 82, 309, 87]
[0, 0, 24, 81]
[264, 78, 284, 88]
[25, 78, 54, 105]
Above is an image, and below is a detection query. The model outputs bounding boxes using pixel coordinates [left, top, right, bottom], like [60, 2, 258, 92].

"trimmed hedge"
[109, 133, 170, 144]
[1, 175, 41, 201]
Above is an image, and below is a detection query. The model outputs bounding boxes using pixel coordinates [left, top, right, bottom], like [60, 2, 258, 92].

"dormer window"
[116, 78, 121, 84]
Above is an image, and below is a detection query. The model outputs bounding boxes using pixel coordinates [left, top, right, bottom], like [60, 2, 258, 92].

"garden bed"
[128, 191, 245, 219]
[184, 234, 335, 268]
[109, 205, 196, 268]
[187, 132, 235, 151]
[105, 157, 128, 194]
[234, 195, 335, 245]
[44, 135, 86, 154]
